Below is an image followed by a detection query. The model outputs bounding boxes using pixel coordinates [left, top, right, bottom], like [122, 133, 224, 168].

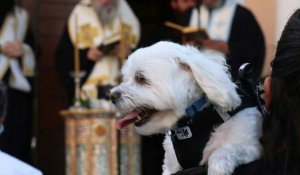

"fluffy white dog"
[110, 41, 262, 175]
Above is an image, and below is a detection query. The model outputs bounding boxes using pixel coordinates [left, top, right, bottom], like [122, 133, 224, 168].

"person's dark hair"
[0, 0, 15, 25]
[262, 9, 300, 167]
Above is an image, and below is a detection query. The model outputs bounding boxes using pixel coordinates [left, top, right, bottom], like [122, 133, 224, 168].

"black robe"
[171, 158, 300, 175]
[56, 26, 95, 103]
[234, 158, 300, 175]
[0, 13, 36, 164]
[227, 5, 265, 80]
[158, 4, 265, 80]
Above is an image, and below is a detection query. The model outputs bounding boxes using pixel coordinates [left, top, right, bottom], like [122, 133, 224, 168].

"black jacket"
[171, 158, 300, 175]
[227, 5, 265, 80]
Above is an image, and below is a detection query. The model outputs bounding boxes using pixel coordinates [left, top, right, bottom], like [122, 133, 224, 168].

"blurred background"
[1, 0, 299, 174]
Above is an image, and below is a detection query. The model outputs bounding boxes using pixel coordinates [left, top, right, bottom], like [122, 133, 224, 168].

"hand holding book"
[87, 35, 121, 61]
[202, 39, 230, 54]
[98, 40, 120, 55]
[165, 21, 209, 46]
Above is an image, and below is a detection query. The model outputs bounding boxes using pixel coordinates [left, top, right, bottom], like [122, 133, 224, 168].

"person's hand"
[1, 41, 24, 58]
[87, 47, 103, 62]
[202, 39, 230, 54]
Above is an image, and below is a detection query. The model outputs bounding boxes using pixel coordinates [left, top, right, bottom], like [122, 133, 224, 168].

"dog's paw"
[206, 148, 236, 175]
[200, 133, 222, 166]
[207, 160, 235, 175]
[200, 145, 214, 165]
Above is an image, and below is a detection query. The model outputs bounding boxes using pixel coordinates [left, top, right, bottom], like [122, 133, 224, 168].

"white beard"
[94, 1, 118, 25]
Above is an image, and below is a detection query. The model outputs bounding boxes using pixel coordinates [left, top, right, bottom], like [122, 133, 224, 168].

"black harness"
[170, 104, 223, 169]
[170, 81, 262, 169]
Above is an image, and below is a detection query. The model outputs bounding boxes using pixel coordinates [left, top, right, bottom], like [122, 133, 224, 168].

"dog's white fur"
[111, 41, 262, 175]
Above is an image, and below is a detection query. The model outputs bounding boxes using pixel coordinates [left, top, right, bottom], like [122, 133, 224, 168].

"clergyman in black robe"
[190, 0, 265, 80]
[228, 5, 265, 80]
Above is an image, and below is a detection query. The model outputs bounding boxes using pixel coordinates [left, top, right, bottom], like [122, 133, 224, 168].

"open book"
[165, 21, 209, 45]
[98, 34, 121, 55]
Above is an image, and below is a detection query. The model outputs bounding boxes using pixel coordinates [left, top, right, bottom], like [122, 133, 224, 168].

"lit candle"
[73, 14, 82, 108]
[74, 14, 80, 75]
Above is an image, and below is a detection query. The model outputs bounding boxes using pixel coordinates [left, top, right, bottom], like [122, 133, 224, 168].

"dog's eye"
[135, 73, 146, 84]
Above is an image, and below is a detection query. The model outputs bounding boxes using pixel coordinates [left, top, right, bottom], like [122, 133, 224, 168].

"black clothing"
[156, 8, 195, 44]
[0, 20, 36, 164]
[127, 2, 175, 174]
[234, 158, 300, 175]
[171, 105, 224, 169]
[0, 88, 34, 163]
[0, 1, 14, 25]
[158, 4, 265, 80]
[171, 166, 206, 175]
[141, 135, 165, 175]
[171, 79, 260, 169]
[171, 158, 300, 175]
[0, 82, 7, 118]
[227, 5, 265, 80]
[130, 0, 173, 47]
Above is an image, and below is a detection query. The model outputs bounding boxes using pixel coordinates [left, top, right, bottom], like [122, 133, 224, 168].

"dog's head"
[110, 41, 241, 135]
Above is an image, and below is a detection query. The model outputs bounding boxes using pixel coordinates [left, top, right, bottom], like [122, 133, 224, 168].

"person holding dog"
[189, 0, 265, 80]
[234, 9, 300, 175]
[172, 9, 300, 175]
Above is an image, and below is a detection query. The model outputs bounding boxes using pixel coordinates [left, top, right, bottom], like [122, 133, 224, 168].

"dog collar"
[185, 95, 207, 118]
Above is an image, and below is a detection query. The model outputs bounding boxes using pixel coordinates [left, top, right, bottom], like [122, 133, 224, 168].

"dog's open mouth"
[116, 107, 157, 130]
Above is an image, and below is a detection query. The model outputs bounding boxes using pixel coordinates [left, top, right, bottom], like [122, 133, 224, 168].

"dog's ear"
[178, 46, 241, 112]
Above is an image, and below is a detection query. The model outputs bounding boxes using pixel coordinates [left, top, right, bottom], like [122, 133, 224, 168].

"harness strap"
[171, 105, 224, 169]
[214, 108, 231, 121]
[171, 83, 260, 170]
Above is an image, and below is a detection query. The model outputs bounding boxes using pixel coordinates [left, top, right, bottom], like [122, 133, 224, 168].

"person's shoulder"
[15, 6, 27, 12]
[14, 6, 29, 17]
[236, 4, 253, 16]
[72, 2, 92, 13]
[69, 0, 93, 15]
[235, 5, 256, 20]
[0, 151, 43, 175]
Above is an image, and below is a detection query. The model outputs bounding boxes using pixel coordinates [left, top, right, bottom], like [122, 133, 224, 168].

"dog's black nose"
[109, 91, 121, 103]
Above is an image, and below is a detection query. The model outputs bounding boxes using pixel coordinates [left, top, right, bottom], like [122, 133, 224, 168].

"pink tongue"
[116, 111, 140, 130]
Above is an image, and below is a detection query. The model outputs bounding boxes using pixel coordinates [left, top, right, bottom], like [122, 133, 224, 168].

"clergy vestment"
[56, 0, 140, 107]
[0, 6, 36, 164]
[190, 0, 265, 80]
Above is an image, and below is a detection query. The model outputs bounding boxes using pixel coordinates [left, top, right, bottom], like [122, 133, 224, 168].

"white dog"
[110, 41, 262, 175]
